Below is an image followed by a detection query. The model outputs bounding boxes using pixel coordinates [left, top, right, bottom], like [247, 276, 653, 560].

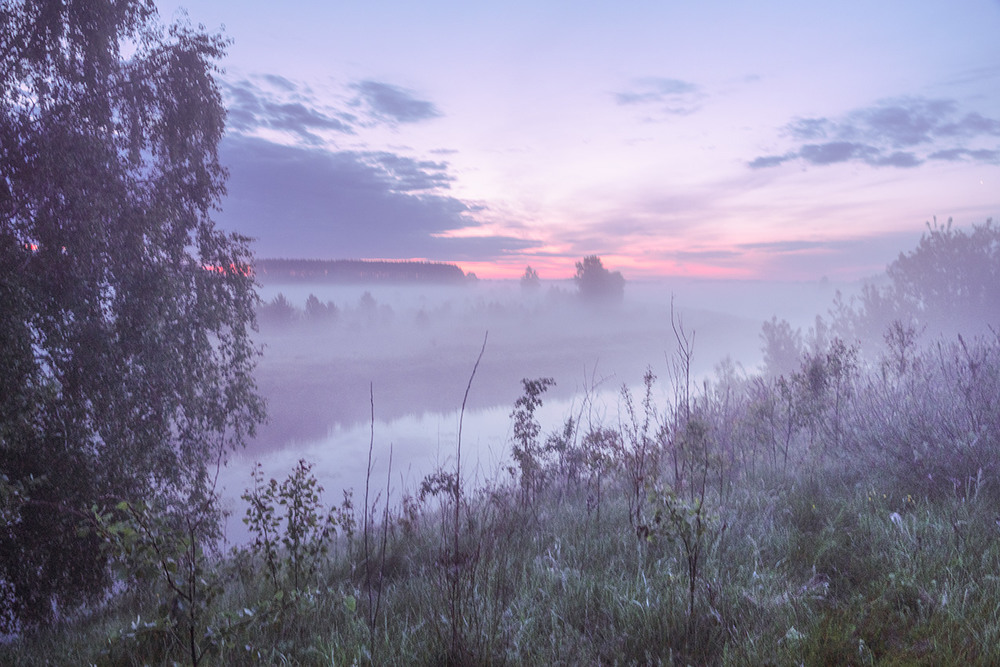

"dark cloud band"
[750, 97, 1000, 170]
[216, 136, 537, 260]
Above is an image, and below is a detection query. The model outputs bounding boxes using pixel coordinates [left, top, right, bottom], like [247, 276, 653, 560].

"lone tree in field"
[520, 265, 541, 291]
[0, 0, 264, 627]
[574, 255, 625, 303]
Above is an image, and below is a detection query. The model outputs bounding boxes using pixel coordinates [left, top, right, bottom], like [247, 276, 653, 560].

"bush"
[574, 255, 625, 303]
[258, 293, 299, 324]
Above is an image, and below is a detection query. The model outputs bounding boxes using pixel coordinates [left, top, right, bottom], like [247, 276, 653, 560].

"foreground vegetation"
[4, 0, 997, 659]
[5, 312, 1000, 664]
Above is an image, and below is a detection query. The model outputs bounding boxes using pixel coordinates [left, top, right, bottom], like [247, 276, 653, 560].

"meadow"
[6, 303, 1000, 665]
[6, 223, 999, 665]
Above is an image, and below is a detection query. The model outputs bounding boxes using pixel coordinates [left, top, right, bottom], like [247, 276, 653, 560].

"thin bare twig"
[455, 332, 489, 532]
[451, 331, 488, 658]
[364, 383, 376, 638]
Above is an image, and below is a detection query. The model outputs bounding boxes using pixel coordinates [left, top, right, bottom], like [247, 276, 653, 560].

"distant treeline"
[255, 259, 468, 284]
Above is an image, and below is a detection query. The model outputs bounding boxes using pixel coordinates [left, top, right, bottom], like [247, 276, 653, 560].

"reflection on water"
[223, 377, 665, 546]
[220, 277, 851, 545]
[218, 389, 628, 545]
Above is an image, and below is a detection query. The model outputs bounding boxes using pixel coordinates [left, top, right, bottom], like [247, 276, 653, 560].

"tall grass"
[6, 329, 1000, 665]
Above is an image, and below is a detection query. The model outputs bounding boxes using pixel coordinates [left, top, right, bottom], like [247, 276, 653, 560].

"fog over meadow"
[217, 275, 849, 540]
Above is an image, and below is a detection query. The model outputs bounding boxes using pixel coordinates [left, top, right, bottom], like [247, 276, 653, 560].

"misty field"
[7, 237, 1000, 665]
[212, 277, 825, 548]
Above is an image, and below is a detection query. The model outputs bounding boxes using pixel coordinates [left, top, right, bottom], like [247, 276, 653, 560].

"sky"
[155, 0, 1000, 280]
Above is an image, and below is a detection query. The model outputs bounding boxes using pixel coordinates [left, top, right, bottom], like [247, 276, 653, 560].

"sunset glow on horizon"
[156, 0, 999, 282]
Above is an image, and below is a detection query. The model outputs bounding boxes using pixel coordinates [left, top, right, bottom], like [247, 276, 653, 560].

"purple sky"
[157, 0, 1000, 280]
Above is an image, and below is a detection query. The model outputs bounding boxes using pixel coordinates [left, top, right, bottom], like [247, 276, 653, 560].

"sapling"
[94, 496, 224, 667]
[241, 460, 339, 594]
[510, 377, 556, 507]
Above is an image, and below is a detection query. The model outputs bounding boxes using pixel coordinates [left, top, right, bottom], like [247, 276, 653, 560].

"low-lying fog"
[218, 277, 848, 543]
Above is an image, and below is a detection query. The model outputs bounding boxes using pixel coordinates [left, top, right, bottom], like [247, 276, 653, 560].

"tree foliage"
[760, 316, 804, 378]
[0, 0, 263, 627]
[887, 218, 999, 330]
[833, 219, 1000, 347]
[510, 377, 555, 504]
[520, 265, 540, 291]
[573, 255, 625, 303]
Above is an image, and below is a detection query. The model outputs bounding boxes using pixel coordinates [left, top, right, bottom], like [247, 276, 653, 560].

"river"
[216, 277, 841, 544]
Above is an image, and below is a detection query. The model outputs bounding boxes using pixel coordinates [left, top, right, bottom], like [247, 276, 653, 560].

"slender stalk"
[451, 332, 488, 658]
[455, 332, 489, 548]
[364, 383, 375, 638]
